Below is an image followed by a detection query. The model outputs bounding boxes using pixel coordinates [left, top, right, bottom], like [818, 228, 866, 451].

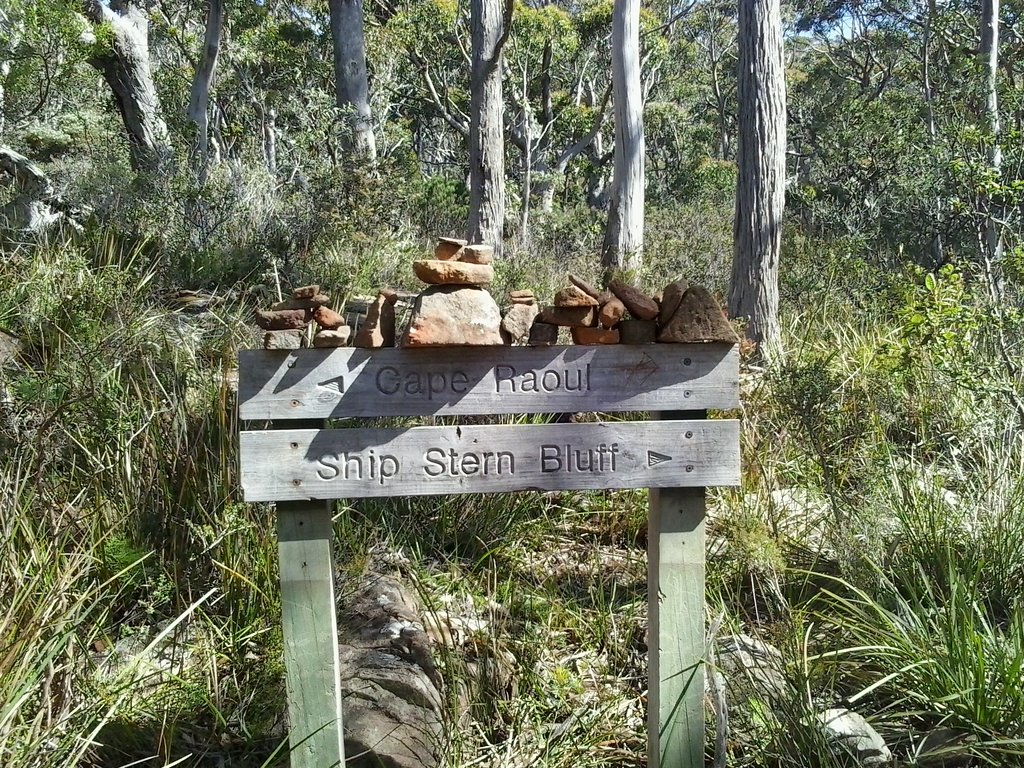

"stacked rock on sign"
[352, 289, 399, 349]
[501, 289, 538, 345]
[255, 285, 352, 349]
[402, 238, 505, 346]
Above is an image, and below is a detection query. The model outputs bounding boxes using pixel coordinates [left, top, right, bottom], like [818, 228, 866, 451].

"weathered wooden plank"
[240, 420, 739, 501]
[648, 411, 707, 768]
[278, 503, 346, 767]
[238, 344, 738, 420]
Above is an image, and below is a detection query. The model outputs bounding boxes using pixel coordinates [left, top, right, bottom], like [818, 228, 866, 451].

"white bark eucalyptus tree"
[980, 0, 1002, 281]
[601, 0, 645, 276]
[468, 0, 514, 253]
[186, 0, 225, 182]
[329, 0, 377, 163]
[82, 0, 172, 174]
[730, 0, 786, 361]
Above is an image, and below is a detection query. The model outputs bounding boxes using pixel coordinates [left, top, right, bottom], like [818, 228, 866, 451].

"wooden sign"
[240, 419, 739, 501]
[238, 344, 738, 419]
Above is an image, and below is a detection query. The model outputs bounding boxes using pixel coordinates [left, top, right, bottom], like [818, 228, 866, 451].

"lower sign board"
[240, 419, 740, 501]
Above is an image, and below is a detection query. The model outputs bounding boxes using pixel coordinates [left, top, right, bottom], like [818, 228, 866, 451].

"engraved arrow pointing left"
[316, 376, 346, 396]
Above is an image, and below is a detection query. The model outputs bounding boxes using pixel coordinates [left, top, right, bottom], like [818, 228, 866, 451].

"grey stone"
[339, 573, 442, 768]
[716, 633, 788, 703]
[263, 329, 303, 349]
[0, 330, 21, 368]
[818, 708, 892, 766]
[501, 302, 539, 344]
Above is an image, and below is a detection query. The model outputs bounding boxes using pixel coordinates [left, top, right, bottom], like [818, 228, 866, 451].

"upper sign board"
[240, 419, 740, 501]
[238, 344, 738, 420]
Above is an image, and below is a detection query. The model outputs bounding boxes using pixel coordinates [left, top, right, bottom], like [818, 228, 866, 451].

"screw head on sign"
[291, 479, 301, 486]
[684, 391, 691, 398]
[684, 358, 691, 366]
[686, 465, 694, 472]
[291, 399, 300, 407]
[685, 431, 693, 439]
[290, 442, 298, 449]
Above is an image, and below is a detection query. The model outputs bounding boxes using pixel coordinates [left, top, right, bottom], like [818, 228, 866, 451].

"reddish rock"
[459, 244, 494, 265]
[413, 259, 494, 286]
[619, 319, 658, 344]
[537, 305, 595, 327]
[658, 286, 739, 344]
[568, 275, 603, 301]
[312, 305, 346, 330]
[508, 290, 535, 305]
[598, 298, 627, 328]
[292, 285, 320, 300]
[608, 281, 659, 321]
[553, 285, 599, 307]
[380, 288, 400, 305]
[353, 292, 397, 348]
[572, 326, 620, 345]
[263, 330, 303, 349]
[271, 295, 330, 311]
[401, 286, 504, 346]
[434, 237, 468, 260]
[658, 280, 689, 327]
[255, 308, 310, 330]
[501, 302, 539, 344]
[528, 321, 559, 346]
[313, 328, 352, 347]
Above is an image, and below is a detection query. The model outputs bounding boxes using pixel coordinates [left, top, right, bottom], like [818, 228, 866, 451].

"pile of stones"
[255, 285, 398, 350]
[254, 236, 738, 349]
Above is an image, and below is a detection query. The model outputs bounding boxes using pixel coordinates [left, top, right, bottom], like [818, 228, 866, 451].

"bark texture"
[468, 0, 512, 253]
[83, 1, 172, 173]
[601, 0, 645, 275]
[186, 0, 224, 179]
[0, 146, 84, 232]
[329, 0, 377, 162]
[730, 0, 786, 359]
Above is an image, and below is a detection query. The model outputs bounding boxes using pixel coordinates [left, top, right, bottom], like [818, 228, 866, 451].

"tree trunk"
[329, 0, 377, 163]
[980, 0, 1002, 279]
[83, 1, 172, 174]
[730, 0, 786, 360]
[186, 0, 224, 182]
[923, 0, 944, 266]
[0, 146, 84, 233]
[468, 0, 512, 252]
[601, 0, 645, 275]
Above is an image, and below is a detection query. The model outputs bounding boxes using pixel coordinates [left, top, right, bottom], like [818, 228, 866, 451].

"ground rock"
[716, 633, 788, 704]
[917, 727, 977, 767]
[502, 302, 539, 344]
[313, 328, 351, 347]
[554, 285, 599, 307]
[402, 286, 504, 346]
[618, 319, 657, 344]
[608, 281, 659, 320]
[818, 708, 892, 766]
[339, 572, 442, 768]
[537, 305, 596, 327]
[658, 280, 689, 327]
[0, 330, 21, 368]
[353, 292, 397, 348]
[572, 326, 619, 345]
[413, 259, 494, 286]
[528, 322, 559, 346]
[657, 286, 739, 344]
[263, 330, 303, 349]
[255, 309, 310, 330]
[598, 298, 626, 328]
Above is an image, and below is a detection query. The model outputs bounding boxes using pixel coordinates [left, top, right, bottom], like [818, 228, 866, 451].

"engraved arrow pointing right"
[648, 450, 672, 467]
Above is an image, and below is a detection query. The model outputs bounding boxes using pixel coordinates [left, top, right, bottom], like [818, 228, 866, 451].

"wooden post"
[278, 502, 345, 767]
[648, 409, 706, 768]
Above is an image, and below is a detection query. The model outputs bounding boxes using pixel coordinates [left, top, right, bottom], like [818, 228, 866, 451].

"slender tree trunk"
[329, 0, 377, 162]
[83, 1, 172, 174]
[923, 0, 944, 266]
[187, 0, 224, 182]
[980, 0, 1002, 279]
[468, 0, 512, 252]
[730, 0, 786, 360]
[601, 0, 645, 275]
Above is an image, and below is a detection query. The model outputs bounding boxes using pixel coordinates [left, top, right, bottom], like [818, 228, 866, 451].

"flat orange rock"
[571, 326, 620, 345]
[413, 259, 494, 285]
